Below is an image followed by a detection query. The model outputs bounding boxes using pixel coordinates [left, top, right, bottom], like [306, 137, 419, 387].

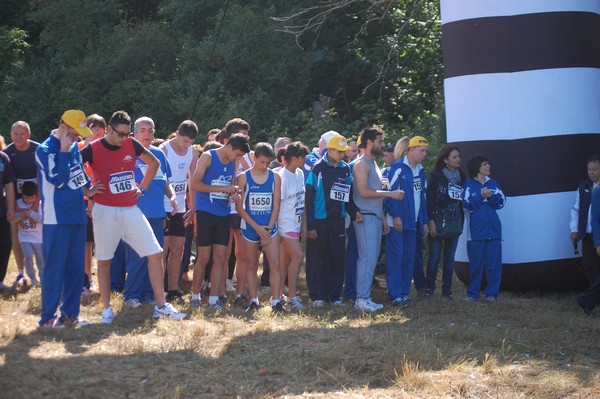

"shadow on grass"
[1, 292, 599, 399]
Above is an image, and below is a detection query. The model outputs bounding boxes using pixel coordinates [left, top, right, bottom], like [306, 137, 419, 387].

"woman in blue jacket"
[462, 155, 505, 301]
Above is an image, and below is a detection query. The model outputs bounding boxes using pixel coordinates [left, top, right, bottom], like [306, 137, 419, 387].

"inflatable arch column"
[440, 0, 600, 291]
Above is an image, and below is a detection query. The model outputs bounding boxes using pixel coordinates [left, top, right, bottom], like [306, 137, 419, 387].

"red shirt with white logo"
[86, 138, 140, 207]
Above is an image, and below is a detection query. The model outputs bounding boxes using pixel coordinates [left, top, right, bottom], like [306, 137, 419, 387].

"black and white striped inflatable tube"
[441, 0, 600, 291]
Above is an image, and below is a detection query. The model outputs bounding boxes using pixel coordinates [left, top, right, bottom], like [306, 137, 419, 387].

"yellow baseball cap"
[408, 136, 428, 148]
[327, 135, 351, 151]
[61, 110, 92, 137]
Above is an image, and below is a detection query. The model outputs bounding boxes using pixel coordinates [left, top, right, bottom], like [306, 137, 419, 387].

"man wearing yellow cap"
[384, 135, 429, 306]
[36, 110, 105, 328]
[305, 134, 355, 307]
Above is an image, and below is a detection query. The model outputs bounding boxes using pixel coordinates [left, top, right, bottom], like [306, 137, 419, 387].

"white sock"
[192, 294, 201, 301]
[251, 298, 259, 305]
[208, 295, 218, 305]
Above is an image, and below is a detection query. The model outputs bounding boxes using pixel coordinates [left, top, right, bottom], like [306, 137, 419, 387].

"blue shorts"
[241, 224, 278, 243]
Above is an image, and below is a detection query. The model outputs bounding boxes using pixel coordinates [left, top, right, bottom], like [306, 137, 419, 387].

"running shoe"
[246, 301, 259, 312]
[63, 317, 90, 327]
[311, 299, 325, 308]
[153, 303, 186, 320]
[355, 298, 379, 312]
[190, 297, 202, 309]
[225, 279, 235, 292]
[14, 274, 27, 287]
[100, 306, 114, 324]
[272, 301, 285, 314]
[208, 301, 225, 312]
[332, 300, 345, 307]
[233, 295, 249, 308]
[165, 290, 185, 305]
[287, 296, 305, 311]
[38, 318, 65, 329]
[125, 298, 142, 308]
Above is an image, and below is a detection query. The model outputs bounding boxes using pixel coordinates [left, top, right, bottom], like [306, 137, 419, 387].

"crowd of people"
[0, 110, 597, 329]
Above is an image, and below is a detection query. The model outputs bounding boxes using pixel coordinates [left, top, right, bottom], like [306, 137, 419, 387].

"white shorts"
[92, 203, 162, 261]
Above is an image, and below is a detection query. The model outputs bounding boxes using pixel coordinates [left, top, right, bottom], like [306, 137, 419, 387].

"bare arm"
[5, 183, 16, 223]
[185, 149, 199, 224]
[137, 148, 159, 196]
[354, 159, 404, 200]
[190, 152, 236, 194]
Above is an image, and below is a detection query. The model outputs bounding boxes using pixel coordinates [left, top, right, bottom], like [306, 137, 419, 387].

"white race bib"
[295, 207, 304, 223]
[210, 179, 230, 200]
[249, 192, 272, 212]
[413, 177, 422, 193]
[172, 180, 188, 194]
[67, 164, 87, 190]
[330, 182, 350, 202]
[448, 183, 462, 200]
[17, 178, 38, 193]
[108, 171, 135, 194]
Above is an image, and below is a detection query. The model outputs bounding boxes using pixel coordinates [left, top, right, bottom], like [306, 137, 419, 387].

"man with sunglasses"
[80, 110, 185, 323]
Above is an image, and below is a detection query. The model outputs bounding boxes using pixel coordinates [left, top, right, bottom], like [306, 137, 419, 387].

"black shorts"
[196, 211, 230, 247]
[164, 213, 186, 237]
[228, 213, 242, 229]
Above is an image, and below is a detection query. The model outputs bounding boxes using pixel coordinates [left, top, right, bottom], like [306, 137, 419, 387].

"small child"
[15, 181, 44, 286]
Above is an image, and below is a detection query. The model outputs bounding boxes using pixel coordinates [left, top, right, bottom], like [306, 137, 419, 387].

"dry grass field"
[1, 257, 599, 399]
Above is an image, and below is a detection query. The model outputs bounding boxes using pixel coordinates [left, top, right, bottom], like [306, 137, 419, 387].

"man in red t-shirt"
[81, 110, 185, 323]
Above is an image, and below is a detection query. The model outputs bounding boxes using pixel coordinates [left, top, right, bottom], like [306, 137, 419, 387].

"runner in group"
[277, 141, 309, 310]
[190, 133, 250, 310]
[160, 120, 199, 303]
[236, 142, 283, 312]
[81, 110, 185, 323]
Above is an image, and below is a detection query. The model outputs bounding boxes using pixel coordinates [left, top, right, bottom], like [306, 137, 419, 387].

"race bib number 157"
[330, 182, 350, 202]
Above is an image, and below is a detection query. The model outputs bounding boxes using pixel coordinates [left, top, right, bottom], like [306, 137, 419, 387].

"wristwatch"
[139, 186, 146, 196]
[264, 227, 273, 234]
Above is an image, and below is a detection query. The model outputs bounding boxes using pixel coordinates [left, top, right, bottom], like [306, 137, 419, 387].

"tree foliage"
[0, 0, 443, 148]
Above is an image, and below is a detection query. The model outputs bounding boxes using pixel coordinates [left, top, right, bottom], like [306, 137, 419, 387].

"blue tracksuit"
[462, 176, 505, 299]
[383, 157, 428, 299]
[36, 132, 90, 325]
[577, 189, 600, 310]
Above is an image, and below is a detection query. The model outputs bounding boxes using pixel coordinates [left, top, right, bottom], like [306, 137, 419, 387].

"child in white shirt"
[16, 181, 43, 286]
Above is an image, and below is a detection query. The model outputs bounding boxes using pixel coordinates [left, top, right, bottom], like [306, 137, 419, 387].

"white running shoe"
[311, 299, 325, 308]
[355, 298, 381, 312]
[288, 296, 305, 311]
[101, 306, 114, 324]
[154, 302, 186, 320]
[125, 298, 142, 308]
[225, 279, 235, 292]
[332, 300, 345, 307]
[366, 298, 384, 310]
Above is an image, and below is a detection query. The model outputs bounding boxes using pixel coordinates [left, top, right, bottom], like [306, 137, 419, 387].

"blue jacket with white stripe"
[462, 177, 505, 240]
[36, 132, 90, 225]
[384, 157, 428, 231]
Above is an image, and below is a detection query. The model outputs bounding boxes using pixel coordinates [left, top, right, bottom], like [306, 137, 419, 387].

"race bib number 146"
[109, 171, 135, 194]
